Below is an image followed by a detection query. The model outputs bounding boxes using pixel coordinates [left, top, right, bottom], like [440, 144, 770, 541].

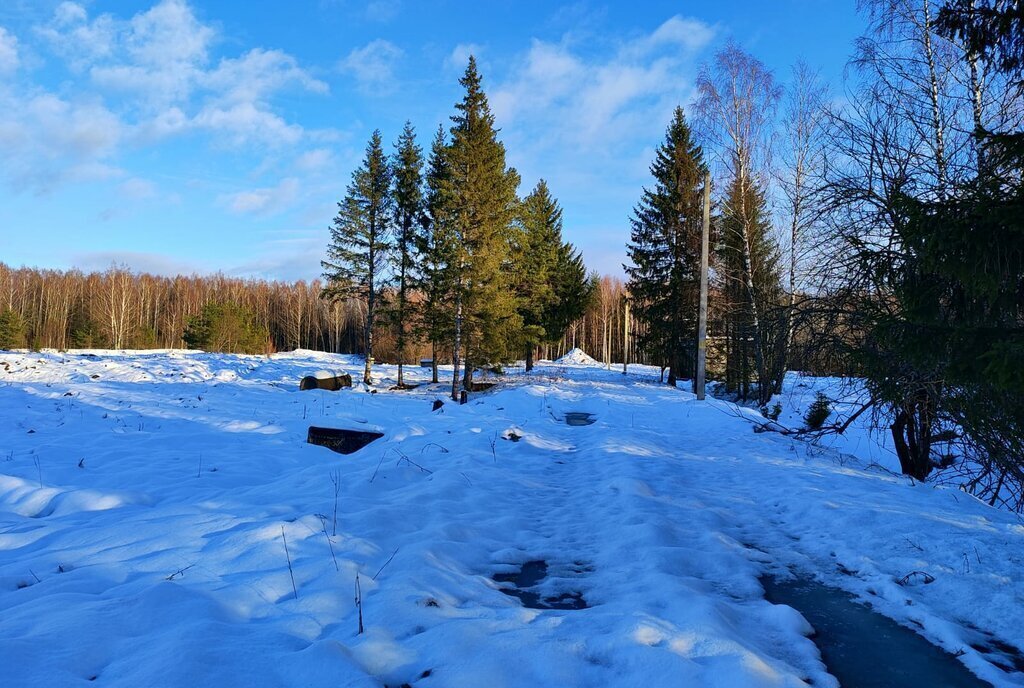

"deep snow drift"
[0, 350, 1022, 687]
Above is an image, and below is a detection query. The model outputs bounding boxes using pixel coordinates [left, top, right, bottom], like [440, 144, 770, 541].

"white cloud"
[0, 27, 19, 73]
[645, 16, 716, 53]
[2, 0, 329, 191]
[203, 48, 328, 104]
[42, 0, 211, 106]
[134, 106, 190, 141]
[228, 233, 324, 282]
[447, 42, 483, 71]
[339, 39, 403, 93]
[36, 0, 323, 146]
[37, 2, 118, 69]
[0, 90, 125, 192]
[364, 0, 399, 22]
[193, 103, 303, 146]
[295, 148, 333, 172]
[220, 177, 300, 215]
[490, 15, 714, 151]
[71, 250, 206, 276]
[118, 177, 157, 200]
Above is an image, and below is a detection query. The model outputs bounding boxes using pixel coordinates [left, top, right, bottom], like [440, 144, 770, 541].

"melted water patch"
[307, 426, 383, 455]
[761, 576, 990, 688]
[493, 560, 588, 610]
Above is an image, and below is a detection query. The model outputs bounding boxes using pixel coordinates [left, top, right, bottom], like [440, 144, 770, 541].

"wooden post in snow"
[695, 172, 711, 400]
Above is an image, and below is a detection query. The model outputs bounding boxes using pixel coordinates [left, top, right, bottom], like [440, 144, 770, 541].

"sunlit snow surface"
[0, 349, 1022, 687]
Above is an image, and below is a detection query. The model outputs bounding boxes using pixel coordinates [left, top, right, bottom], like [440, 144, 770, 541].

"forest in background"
[0, 263, 657, 369]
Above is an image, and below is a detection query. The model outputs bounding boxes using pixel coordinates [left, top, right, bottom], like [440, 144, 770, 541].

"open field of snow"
[1, 349, 1023, 687]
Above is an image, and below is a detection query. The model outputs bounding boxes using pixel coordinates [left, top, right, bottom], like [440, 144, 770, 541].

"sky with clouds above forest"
[0, 0, 863, 281]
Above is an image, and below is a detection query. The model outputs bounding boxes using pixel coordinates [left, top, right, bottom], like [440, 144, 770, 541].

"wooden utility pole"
[695, 172, 711, 400]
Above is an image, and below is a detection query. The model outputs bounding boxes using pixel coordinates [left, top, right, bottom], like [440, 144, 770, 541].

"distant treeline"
[0, 262, 856, 379]
[0, 263, 361, 353]
[0, 263, 640, 366]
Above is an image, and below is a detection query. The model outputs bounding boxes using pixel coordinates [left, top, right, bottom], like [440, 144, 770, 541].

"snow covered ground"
[1, 349, 1022, 687]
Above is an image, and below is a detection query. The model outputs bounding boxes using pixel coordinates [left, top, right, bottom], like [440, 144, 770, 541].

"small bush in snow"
[804, 392, 831, 430]
[760, 402, 782, 421]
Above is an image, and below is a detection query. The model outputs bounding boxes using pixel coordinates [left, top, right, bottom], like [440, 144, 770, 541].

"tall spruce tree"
[390, 121, 424, 389]
[625, 107, 707, 385]
[546, 242, 594, 357]
[718, 173, 783, 402]
[443, 56, 522, 398]
[416, 125, 457, 384]
[322, 130, 393, 385]
[515, 180, 561, 371]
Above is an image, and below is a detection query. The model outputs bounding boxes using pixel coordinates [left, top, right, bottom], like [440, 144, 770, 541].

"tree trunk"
[364, 292, 374, 385]
[891, 391, 934, 480]
[525, 345, 534, 372]
[462, 342, 473, 391]
[431, 340, 438, 384]
[451, 288, 462, 401]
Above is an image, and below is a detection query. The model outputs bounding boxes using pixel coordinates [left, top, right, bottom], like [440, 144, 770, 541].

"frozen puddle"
[563, 412, 596, 426]
[306, 426, 383, 455]
[492, 560, 588, 610]
[761, 576, 990, 688]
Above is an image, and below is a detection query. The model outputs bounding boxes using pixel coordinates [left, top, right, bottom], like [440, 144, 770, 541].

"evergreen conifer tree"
[625, 107, 707, 385]
[442, 57, 522, 398]
[545, 242, 594, 357]
[515, 180, 562, 371]
[0, 309, 27, 350]
[322, 130, 393, 385]
[390, 121, 424, 389]
[416, 125, 457, 384]
[718, 173, 783, 401]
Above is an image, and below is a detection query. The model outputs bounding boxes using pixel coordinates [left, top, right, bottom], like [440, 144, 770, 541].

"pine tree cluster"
[321, 57, 594, 397]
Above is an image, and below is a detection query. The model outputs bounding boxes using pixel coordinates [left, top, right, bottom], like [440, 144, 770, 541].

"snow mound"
[554, 347, 600, 366]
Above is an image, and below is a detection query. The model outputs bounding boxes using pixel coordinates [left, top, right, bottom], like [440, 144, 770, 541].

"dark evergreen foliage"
[182, 303, 269, 354]
[442, 57, 523, 393]
[847, 1, 1024, 491]
[415, 125, 458, 384]
[0, 309, 27, 350]
[718, 173, 784, 402]
[514, 180, 591, 370]
[389, 122, 424, 388]
[804, 392, 832, 430]
[625, 107, 707, 385]
[322, 130, 394, 384]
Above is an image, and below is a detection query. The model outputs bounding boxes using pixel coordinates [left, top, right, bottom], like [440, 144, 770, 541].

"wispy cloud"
[338, 39, 403, 93]
[0, 89, 125, 192]
[1, 0, 328, 193]
[294, 148, 334, 173]
[118, 177, 157, 200]
[364, 0, 399, 22]
[219, 178, 301, 215]
[447, 42, 483, 71]
[0, 27, 19, 72]
[70, 250, 207, 276]
[485, 15, 717, 275]
[491, 15, 715, 151]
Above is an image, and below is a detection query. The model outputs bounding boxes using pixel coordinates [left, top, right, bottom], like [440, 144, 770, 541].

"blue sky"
[0, 1, 864, 281]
